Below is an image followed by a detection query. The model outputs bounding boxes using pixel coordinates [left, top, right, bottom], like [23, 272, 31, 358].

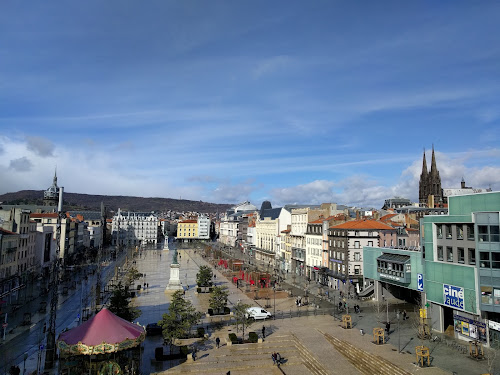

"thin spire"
[430, 145, 438, 175]
[421, 149, 428, 176]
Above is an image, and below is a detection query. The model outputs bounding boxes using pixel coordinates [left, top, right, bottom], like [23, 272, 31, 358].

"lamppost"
[397, 310, 401, 353]
[273, 285, 276, 319]
[23, 352, 28, 374]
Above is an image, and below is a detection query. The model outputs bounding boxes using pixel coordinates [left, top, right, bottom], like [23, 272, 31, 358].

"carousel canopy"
[57, 308, 145, 356]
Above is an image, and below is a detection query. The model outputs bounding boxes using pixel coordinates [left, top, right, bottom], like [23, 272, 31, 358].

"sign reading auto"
[443, 284, 464, 310]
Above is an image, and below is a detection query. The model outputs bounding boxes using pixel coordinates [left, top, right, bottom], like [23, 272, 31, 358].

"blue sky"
[1, 1, 499, 208]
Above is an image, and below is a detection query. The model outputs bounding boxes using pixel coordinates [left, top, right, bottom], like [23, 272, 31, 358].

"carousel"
[57, 308, 145, 375]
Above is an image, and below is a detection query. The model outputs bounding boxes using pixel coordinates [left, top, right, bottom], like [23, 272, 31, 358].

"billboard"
[454, 314, 487, 343]
[443, 284, 464, 310]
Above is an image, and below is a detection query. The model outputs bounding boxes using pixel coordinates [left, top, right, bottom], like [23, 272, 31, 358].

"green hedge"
[228, 333, 238, 344]
[197, 327, 205, 338]
[248, 332, 258, 343]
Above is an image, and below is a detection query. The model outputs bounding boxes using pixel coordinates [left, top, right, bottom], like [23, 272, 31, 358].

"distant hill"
[0, 190, 233, 213]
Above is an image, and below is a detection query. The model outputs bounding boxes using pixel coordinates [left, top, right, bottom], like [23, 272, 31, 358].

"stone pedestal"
[165, 263, 183, 292]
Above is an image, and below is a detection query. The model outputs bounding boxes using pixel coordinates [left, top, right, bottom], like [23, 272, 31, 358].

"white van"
[245, 307, 272, 320]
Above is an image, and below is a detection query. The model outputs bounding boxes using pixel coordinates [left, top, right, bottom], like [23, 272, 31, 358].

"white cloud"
[209, 180, 258, 204]
[269, 151, 500, 208]
[9, 157, 33, 172]
[25, 136, 55, 157]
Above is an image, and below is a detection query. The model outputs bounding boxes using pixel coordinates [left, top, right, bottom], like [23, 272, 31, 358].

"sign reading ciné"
[443, 284, 464, 310]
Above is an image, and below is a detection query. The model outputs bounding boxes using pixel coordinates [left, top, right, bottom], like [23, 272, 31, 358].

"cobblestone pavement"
[131, 246, 497, 375]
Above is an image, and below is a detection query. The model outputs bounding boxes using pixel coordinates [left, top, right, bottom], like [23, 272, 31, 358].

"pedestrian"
[386, 321, 391, 335]
[271, 352, 277, 365]
[338, 301, 342, 310]
[192, 349, 196, 361]
[146, 283, 149, 288]
[262, 326, 266, 339]
[276, 352, 282, 365]
[403, 310, 407, 320]
[215, 337, 220, 348]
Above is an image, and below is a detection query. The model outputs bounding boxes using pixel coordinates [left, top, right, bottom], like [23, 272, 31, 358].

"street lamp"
[397, 310, 401, 353]
[273, 286, 276, 319]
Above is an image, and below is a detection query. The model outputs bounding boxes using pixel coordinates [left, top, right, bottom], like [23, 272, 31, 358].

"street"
[0, 247, 128, 374]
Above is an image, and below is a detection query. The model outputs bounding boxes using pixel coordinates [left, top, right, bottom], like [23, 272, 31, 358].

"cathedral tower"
[418, 146, 443, 206]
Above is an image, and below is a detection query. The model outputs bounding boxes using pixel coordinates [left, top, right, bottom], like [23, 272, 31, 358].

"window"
[447, 246, 453, 262]
[495, 289, 500, 306]
[493, 253, 500, 269]
[436, 225, 443, 239]
[479, 225, 489, 242]
[446, 225, 452, 239]
[437, 246, 443, 261]
[354, 241, 360, 249]
[492, 226, 500, 242]
[458, 247, 465, 264]
[457, 226, 463, 240]
[354, 265, 360, 275]
[368, 241, 373, 247]
[354, 252, 360, 261]
[482, 286, 493, 304]
[480, 252, 491, 268]
[467, 224, 475, 240]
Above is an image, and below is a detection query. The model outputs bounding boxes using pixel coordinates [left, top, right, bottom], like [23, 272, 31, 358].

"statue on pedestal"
[165, 245, 183, 293]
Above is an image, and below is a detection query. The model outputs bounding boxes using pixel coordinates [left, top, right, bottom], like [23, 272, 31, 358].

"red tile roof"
[380, 214, 397, 222]
[180, 220, 197, 224]
[0, 228, 17, 235]
[281, 229, 291, 233]
[330, 219, 394, 230]
[30, 213, 58, 219]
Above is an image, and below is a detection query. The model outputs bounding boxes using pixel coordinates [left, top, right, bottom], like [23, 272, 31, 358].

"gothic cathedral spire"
[419, 146, 443, 206]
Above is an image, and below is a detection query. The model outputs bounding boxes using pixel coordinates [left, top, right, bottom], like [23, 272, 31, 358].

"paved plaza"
[131, 246, 498, 375]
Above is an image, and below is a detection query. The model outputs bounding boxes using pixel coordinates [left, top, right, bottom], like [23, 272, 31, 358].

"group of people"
[295, 297, 303, 306]
[271, 352, 283, 366]
[353, 304, 361, 313]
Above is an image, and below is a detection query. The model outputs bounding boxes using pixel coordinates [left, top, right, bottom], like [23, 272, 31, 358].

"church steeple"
[419, 149, 429, 204]
[430, 145, 439, 177]
[418, 146, 443, 206]
[421, 149, 428, 177]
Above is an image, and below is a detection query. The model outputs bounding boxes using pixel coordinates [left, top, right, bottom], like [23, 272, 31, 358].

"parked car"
[245, 307, 272, 320]
[146, 323, 162, 336]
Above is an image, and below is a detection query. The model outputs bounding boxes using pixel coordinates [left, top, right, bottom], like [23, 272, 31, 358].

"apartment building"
[329, 219, 394, 293]
[112, 209, 159, 248]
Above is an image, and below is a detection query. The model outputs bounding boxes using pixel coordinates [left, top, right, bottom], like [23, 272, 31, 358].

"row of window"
[436, 223, 500, 243]
[307, 238, 322, 245]
[436, 224, 474, 240]
[437, 246, 475, 264]
[478, 225, 500, 242]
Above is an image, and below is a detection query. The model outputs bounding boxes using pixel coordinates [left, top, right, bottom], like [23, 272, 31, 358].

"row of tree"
[108, 264, 255, 350]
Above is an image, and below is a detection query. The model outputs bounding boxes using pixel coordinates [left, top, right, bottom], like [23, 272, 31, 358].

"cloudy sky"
[1, 1, 499, 208]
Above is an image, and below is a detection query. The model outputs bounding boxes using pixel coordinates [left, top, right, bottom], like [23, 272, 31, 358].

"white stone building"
[112, 209, 159, 248]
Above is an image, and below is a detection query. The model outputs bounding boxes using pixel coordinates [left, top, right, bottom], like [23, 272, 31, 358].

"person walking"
[386, 321, 391, 335]
[262, 326, 266, 339]
[276, 352, 282, 366]
[403, 310, 407, 320]
[215, 337, 220, 349]
[271, 352, 277, 365]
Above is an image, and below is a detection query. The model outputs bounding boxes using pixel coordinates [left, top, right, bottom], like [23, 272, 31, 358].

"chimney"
[356, 210, 360, 220]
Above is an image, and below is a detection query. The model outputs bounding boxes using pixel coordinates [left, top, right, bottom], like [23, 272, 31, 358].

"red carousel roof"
[57, 308, 145, 356]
